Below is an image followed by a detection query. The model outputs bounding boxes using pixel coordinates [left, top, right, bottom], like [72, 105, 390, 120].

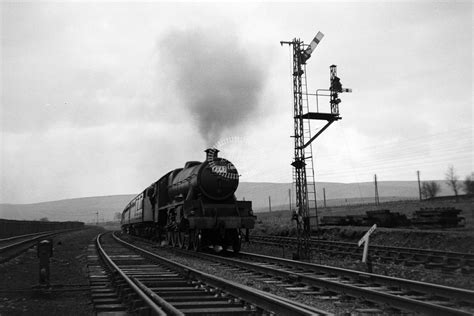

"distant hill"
[0, 195, 134, 222]
[0, 181, 454, 222]
[236, 181, 454, 211]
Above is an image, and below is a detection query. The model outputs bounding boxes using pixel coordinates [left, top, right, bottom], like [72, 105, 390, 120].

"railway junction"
[1, 221, 473, 315]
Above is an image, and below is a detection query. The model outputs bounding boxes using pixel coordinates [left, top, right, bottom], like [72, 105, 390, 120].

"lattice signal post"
[281, 33, 351, 260]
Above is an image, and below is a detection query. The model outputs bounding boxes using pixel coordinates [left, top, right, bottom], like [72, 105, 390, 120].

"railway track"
[250, 234, 474, 273]
[0, 231, 63, 264]
[125, 234, 474, 315]
[0, 231, 52, 246]
[90, 231, 332, 315]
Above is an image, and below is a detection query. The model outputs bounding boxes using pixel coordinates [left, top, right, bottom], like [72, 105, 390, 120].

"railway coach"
[121, 148, 255, 252]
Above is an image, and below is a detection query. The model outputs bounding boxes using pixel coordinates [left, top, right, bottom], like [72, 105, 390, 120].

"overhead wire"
[318, 126, 472, 158]
[311, 125, 472, 180]
[277, 44, 472, 184]
[336, 128, 472, 155]
[332, 124, 364, 198]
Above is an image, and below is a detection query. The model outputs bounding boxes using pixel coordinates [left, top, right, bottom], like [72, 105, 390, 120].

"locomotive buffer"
[281, 32, 351, 260]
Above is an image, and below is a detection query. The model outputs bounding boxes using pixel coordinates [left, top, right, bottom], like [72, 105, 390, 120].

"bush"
[464, 173, 474, 194]
[421, 181, 440, 199]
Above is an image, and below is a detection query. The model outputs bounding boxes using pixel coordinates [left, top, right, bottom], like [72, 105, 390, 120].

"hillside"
[0, 195, 134, 222]
[236, 181, 454, 211]
[0, 181, 454, 222]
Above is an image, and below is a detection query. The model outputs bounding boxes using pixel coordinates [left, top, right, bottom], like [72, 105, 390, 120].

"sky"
[1, 1, 472, 204]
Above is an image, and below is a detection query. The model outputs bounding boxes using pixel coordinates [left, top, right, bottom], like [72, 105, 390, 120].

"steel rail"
[95, 233, 181, 316]
[0, 232, 56, 253]
[0, 231, 52, 243]
[238, 251, 474, 315]
[251, 234, 474, 269]
[253, 234, 474, 258]
[113, 232, 331, 316]
[166, 246, 473, 316]
[0, 228, 85, 265]
[242, 251, 474, 299]
[0, 228, 85, 253]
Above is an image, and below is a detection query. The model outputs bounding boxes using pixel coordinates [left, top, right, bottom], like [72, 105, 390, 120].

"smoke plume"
[160, 28, 265, 144]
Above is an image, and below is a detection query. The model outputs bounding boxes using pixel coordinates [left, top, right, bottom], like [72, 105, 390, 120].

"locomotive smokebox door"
[37, 239, 53, 286]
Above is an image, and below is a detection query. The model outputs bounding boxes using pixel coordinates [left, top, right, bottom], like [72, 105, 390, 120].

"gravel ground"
[243, 242, 474, 290]
[4, 226, 464, 315]
[315, 226, 474, 253]
[0, 226, 105, 316]
[120, 233, 381, 315]
[120, 231, 474, 315]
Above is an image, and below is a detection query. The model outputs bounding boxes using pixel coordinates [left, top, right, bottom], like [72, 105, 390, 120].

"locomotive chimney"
[205, 148, 219, 161]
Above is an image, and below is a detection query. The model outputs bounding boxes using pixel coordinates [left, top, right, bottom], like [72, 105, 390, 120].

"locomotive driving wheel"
[178, 231, 191, 249]
[172, 231, 179, 247]
[192, 229, 202, 252]
[232, 229, 242, 253]
[168, 231, 178, 247]
[166, 231, 172, 246]
[177, 220, 191, 249]
[177, 231, 184, 248]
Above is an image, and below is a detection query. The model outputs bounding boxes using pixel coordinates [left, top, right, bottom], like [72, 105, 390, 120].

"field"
[252, 196, 474, 253]
[0, 181, 455, 221]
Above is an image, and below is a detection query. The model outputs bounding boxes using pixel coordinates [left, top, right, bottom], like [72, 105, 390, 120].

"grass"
[253, 196, 474, 236]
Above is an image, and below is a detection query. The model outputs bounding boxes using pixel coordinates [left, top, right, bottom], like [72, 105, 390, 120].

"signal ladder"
[294, 64, 319, 230]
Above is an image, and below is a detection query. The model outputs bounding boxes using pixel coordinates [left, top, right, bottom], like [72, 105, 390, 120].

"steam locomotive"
[121, 148, 255, 252]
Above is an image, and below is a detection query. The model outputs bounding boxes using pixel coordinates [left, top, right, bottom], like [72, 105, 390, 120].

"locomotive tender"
[121, 148, 255, 252]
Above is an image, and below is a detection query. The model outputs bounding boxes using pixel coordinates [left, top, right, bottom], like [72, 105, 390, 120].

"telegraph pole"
[288, 189, 292, 212]
[323, 188, 327, 208]
[417, 170, 422, 201]
[374, 175, 380, 206]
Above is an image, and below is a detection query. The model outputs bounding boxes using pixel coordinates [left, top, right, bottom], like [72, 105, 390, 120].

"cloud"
[0, 121, 197, 204]
[1, 2, 472, 204]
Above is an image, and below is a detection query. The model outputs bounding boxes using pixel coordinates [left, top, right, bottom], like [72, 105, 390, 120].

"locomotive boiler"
[121, 148, 255, 252]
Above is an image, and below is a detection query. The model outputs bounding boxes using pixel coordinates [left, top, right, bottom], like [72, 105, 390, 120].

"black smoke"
[159, 28, 266, 144]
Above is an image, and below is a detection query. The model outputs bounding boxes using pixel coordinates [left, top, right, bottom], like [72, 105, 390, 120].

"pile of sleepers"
[411, 207, 465, 227]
